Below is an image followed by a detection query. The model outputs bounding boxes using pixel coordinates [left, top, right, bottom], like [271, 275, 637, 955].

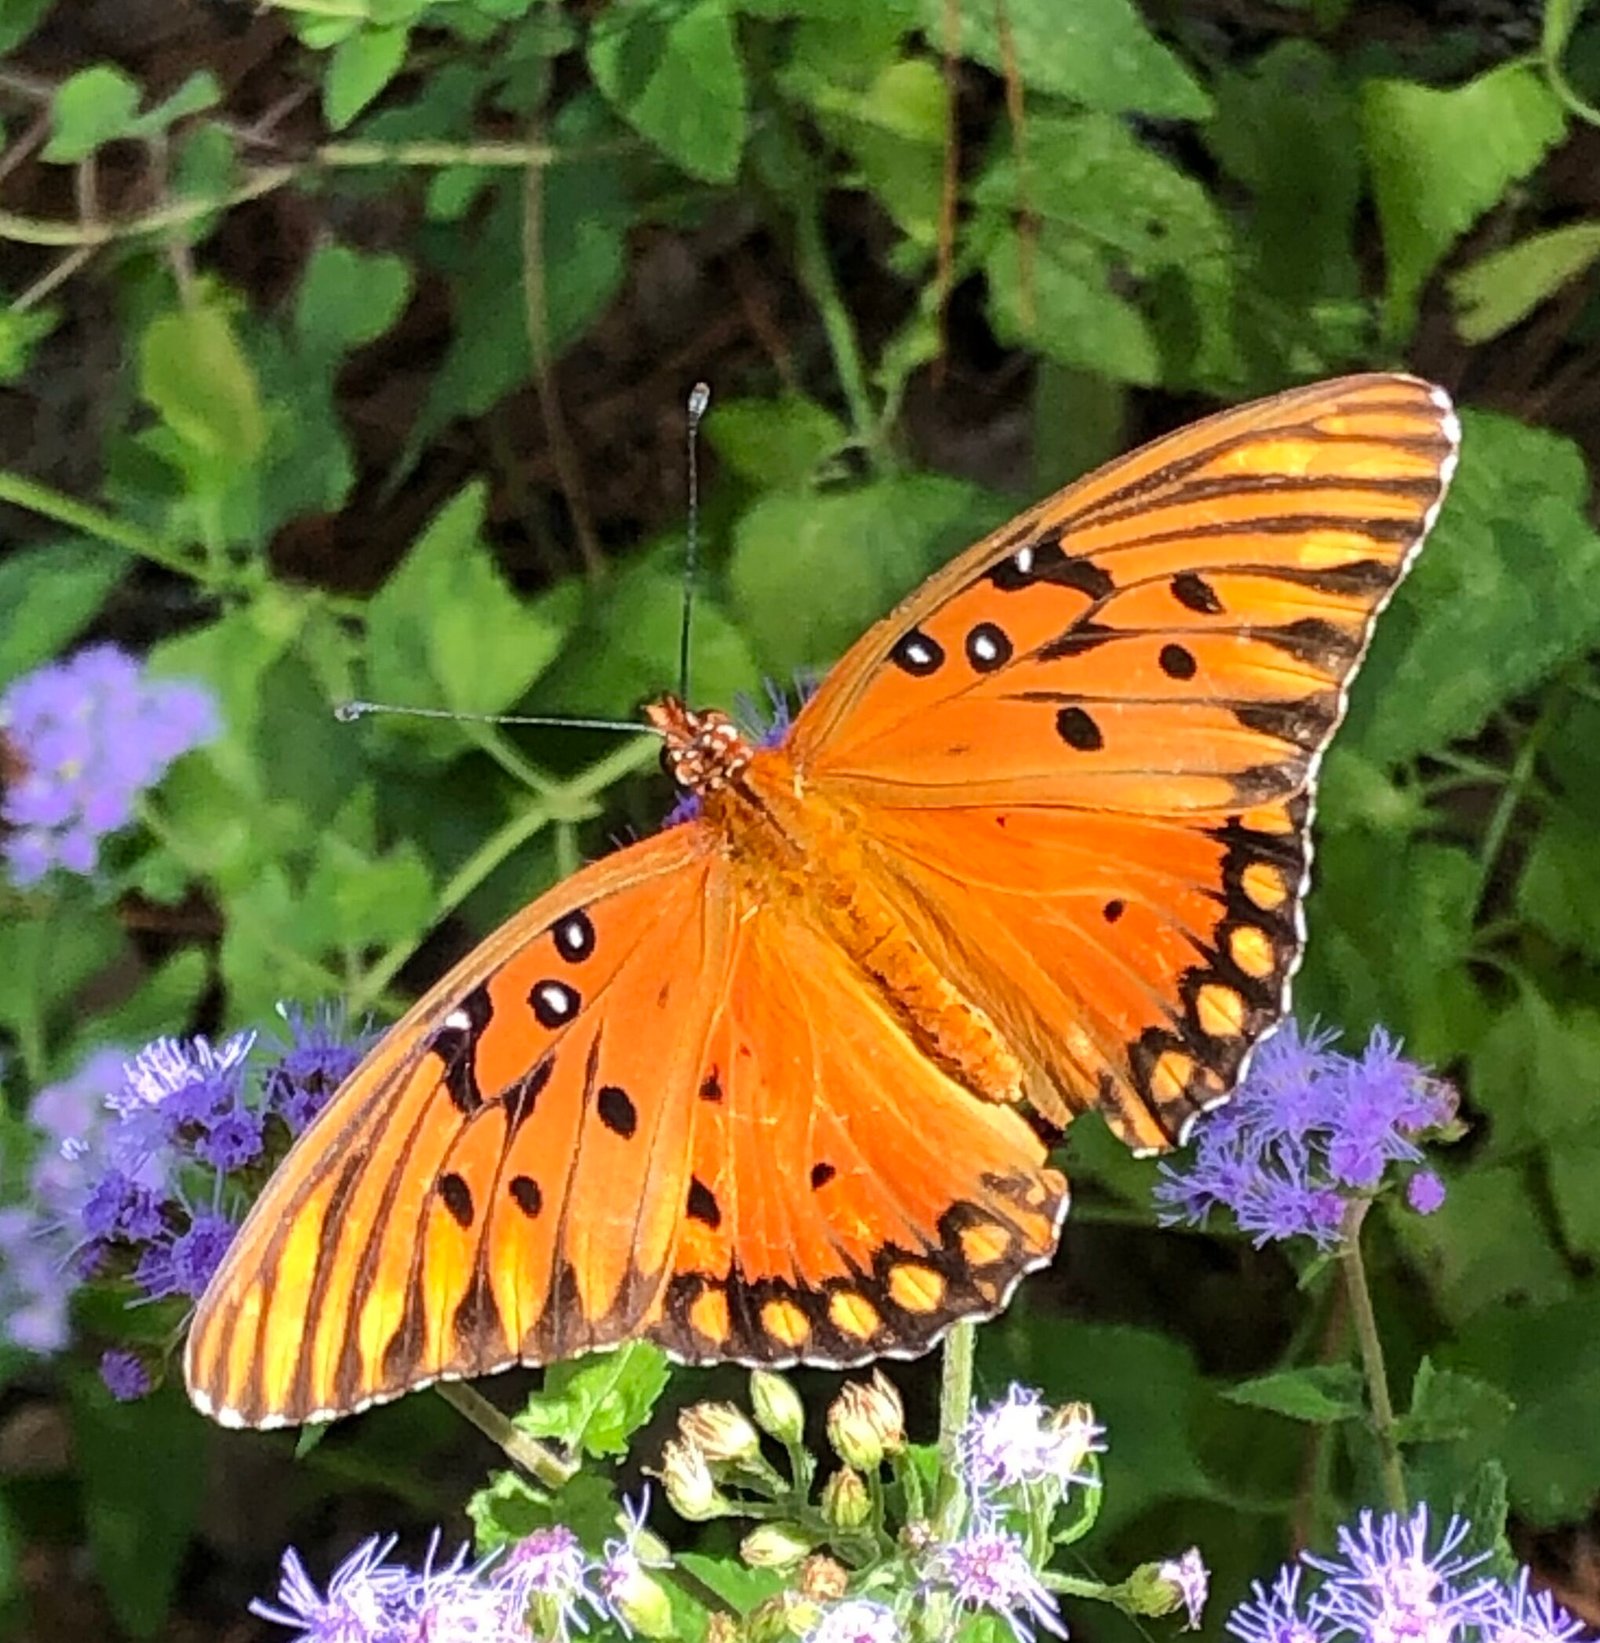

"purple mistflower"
[80, 1169, 168, 1244]
[807, 1599, 904, 1643]
[959, 1385, 1104, 1496]
[265, 1002, 368, 1133]
[0, 1206, 72, 1353]
[113, 1031, 256, 1160]
[1482, 1570, 1588, 1643]
[1159, 1548, 1209, 1631]
[1153, 1022, 1454, 1249]
[1408, 1172, 1447, 1215]
[1229, 1568, 1333, 1643]
[252, 1535, 411, 1640]
[393, 1533, 514, 1643]
[927, 1521, 1067, 1643]
[1305, 1506, 1498, 1643]
[132, 1210, 236, 1301]
[194, 1105, 265, 1171]
[100, 1348, 152, 1401]
[597, 1491, 673, 1637]
[0, 643, 217, 887]
[499, 1523, 598, 1631]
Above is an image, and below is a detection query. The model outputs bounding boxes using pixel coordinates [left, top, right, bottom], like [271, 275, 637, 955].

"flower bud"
[741, 1523, 812, 1571]
[1125, 1548, 1208, 1629]
[820, 1466, 871, 1530]
[749, 1593, 822, 1643]
[605, 1563, 677, 1638]
[705, 1614, 740, 1643]
[796, 1555, 850, 1603]
[679, 1400, 762, 1465]
[1045, 1399, 1104, 1482]
[657, 1437, 723, 1520]
[827, 1371, 903, 1469]
[750, 1369, 805, 1444]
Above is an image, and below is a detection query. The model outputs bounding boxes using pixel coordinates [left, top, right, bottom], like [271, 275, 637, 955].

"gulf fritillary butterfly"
[185, 373, 1459, 1428]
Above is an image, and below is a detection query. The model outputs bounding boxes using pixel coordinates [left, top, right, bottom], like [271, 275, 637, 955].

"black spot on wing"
[597, 1084, 638, 1138]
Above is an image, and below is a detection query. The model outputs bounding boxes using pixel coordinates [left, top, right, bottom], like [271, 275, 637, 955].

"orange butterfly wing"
[185, 822, 1065, 1426]
[790, 372, 1459, 1149]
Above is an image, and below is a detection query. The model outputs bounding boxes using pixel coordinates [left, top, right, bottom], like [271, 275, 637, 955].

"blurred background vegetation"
[3, 0, 1600, 1637]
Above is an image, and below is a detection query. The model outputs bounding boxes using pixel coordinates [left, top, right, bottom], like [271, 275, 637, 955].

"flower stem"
[937, 1320, 975, 1478]
[1339, 1198, 1408, 1512]
[434, 1382, 575, 1490]
[0, 471, 200, 579]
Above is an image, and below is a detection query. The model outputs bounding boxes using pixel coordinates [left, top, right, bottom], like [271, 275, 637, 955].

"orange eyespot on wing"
[790, 372, 1459, 1147]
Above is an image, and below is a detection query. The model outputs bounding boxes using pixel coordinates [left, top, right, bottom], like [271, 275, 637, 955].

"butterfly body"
[187, 375, 1460, 1428]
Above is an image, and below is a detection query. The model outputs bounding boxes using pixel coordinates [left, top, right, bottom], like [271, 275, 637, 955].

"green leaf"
[44, 64, 142, 161]
[1345, 411, 1600, 765]
[1444, 1288, 1600, 1524]
[1222, 1364, 1366, 1424]
[1396, 1357, 1514, 1444]
[917, 0, 1208, 118]
[0, 540, 124, 689]
[0, 0, 53, 53]
[676, 1555, 785, 1615]
[0, 301, 60, 383]
[469, 1468, 620, 1554]
[139, 302, 266, 469]
[1519, 814, 1600, 960]
[985, 229, 1161, 386]
[1361, 63, 1567, 339]
[588, 0, 748, 182]
[69, 1380, 207, 1638]
[365, 482, 576, 723]
[1452, 220, 1600, 342]
[295, 243, 413, 356]
[69, 952, 208, 1065]
[512, 1342, 671, 1458]
[708, 394, 848, 488]
[1470, 988, 1600, 1157]
[133, 69, 221, 138]
[1550, 1135, 1600, 1260]
[325, 25, 412, 131]
[1392, 1164, 1572, 1328]
[728, 476, 999, 677]
[303, 834, 434, 953]
[0, 895, 122, 1048]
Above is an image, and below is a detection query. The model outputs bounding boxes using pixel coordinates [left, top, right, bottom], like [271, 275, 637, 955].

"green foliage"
[4, 1, 1600, 1635]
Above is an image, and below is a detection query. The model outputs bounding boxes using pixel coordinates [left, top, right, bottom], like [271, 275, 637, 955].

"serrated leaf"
[1397, 1358, 1513, 1444]
[295, 243, 413, 356]
[708, 394, 848, 488]
[677, 1555, 785, 1615]
[512, 1342, 671, 1457]
[1222, 1365, 1367, 1424]
[588, 0, 747, 182]
[1445, 1290, 1600, 1524]
[1469, 988, 1600, 1157]
[139, 303, 266, 469]
[985, 229, 1162, 386]
[0, 540, 124, 689]
[1451, 221, 1600, 343]
[1345, 411, 1600, 765]
[44, 64, 142, 161]
[1362, 63, 1566, 340]
[365, 483, 576, 724]
[1518, 814, 1600, 959]
[325, 25, 412, 130]
[917, 0, 1207, 118]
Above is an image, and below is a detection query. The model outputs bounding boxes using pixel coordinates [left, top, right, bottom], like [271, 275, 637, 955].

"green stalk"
[0, 471, 200, 580]
[1340, 1198, 1408, 1513]
[435, 1382, 574, 1489]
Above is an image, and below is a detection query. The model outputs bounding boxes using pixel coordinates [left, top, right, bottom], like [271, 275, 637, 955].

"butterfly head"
[646, 695, 754, 799]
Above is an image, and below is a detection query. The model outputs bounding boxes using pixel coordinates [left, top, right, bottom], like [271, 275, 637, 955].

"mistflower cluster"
[1154, 1022, 1454, 1248]
[0, 642, 218, 885]
[958, 1384, 1105, 1496]
[0, 1003, 368, 1394]
[1228, 1506, 1588, 1643]
[256, 1502, 674, 1642]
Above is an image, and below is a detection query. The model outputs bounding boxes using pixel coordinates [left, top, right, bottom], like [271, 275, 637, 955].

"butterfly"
[185, 373, 1459, 1428]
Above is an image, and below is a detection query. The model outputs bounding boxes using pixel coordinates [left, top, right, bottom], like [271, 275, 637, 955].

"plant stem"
[1339, 1198, 1408, 1513]
[791, 198, 884, 472]
[937, 1320, 975, 1481]
[0, 472, 201, 580]
[434, 1382, 575, 1489]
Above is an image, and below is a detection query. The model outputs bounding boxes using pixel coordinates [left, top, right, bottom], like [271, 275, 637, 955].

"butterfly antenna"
[335, 701, 661, 736]
[677, 381, 712, 702]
